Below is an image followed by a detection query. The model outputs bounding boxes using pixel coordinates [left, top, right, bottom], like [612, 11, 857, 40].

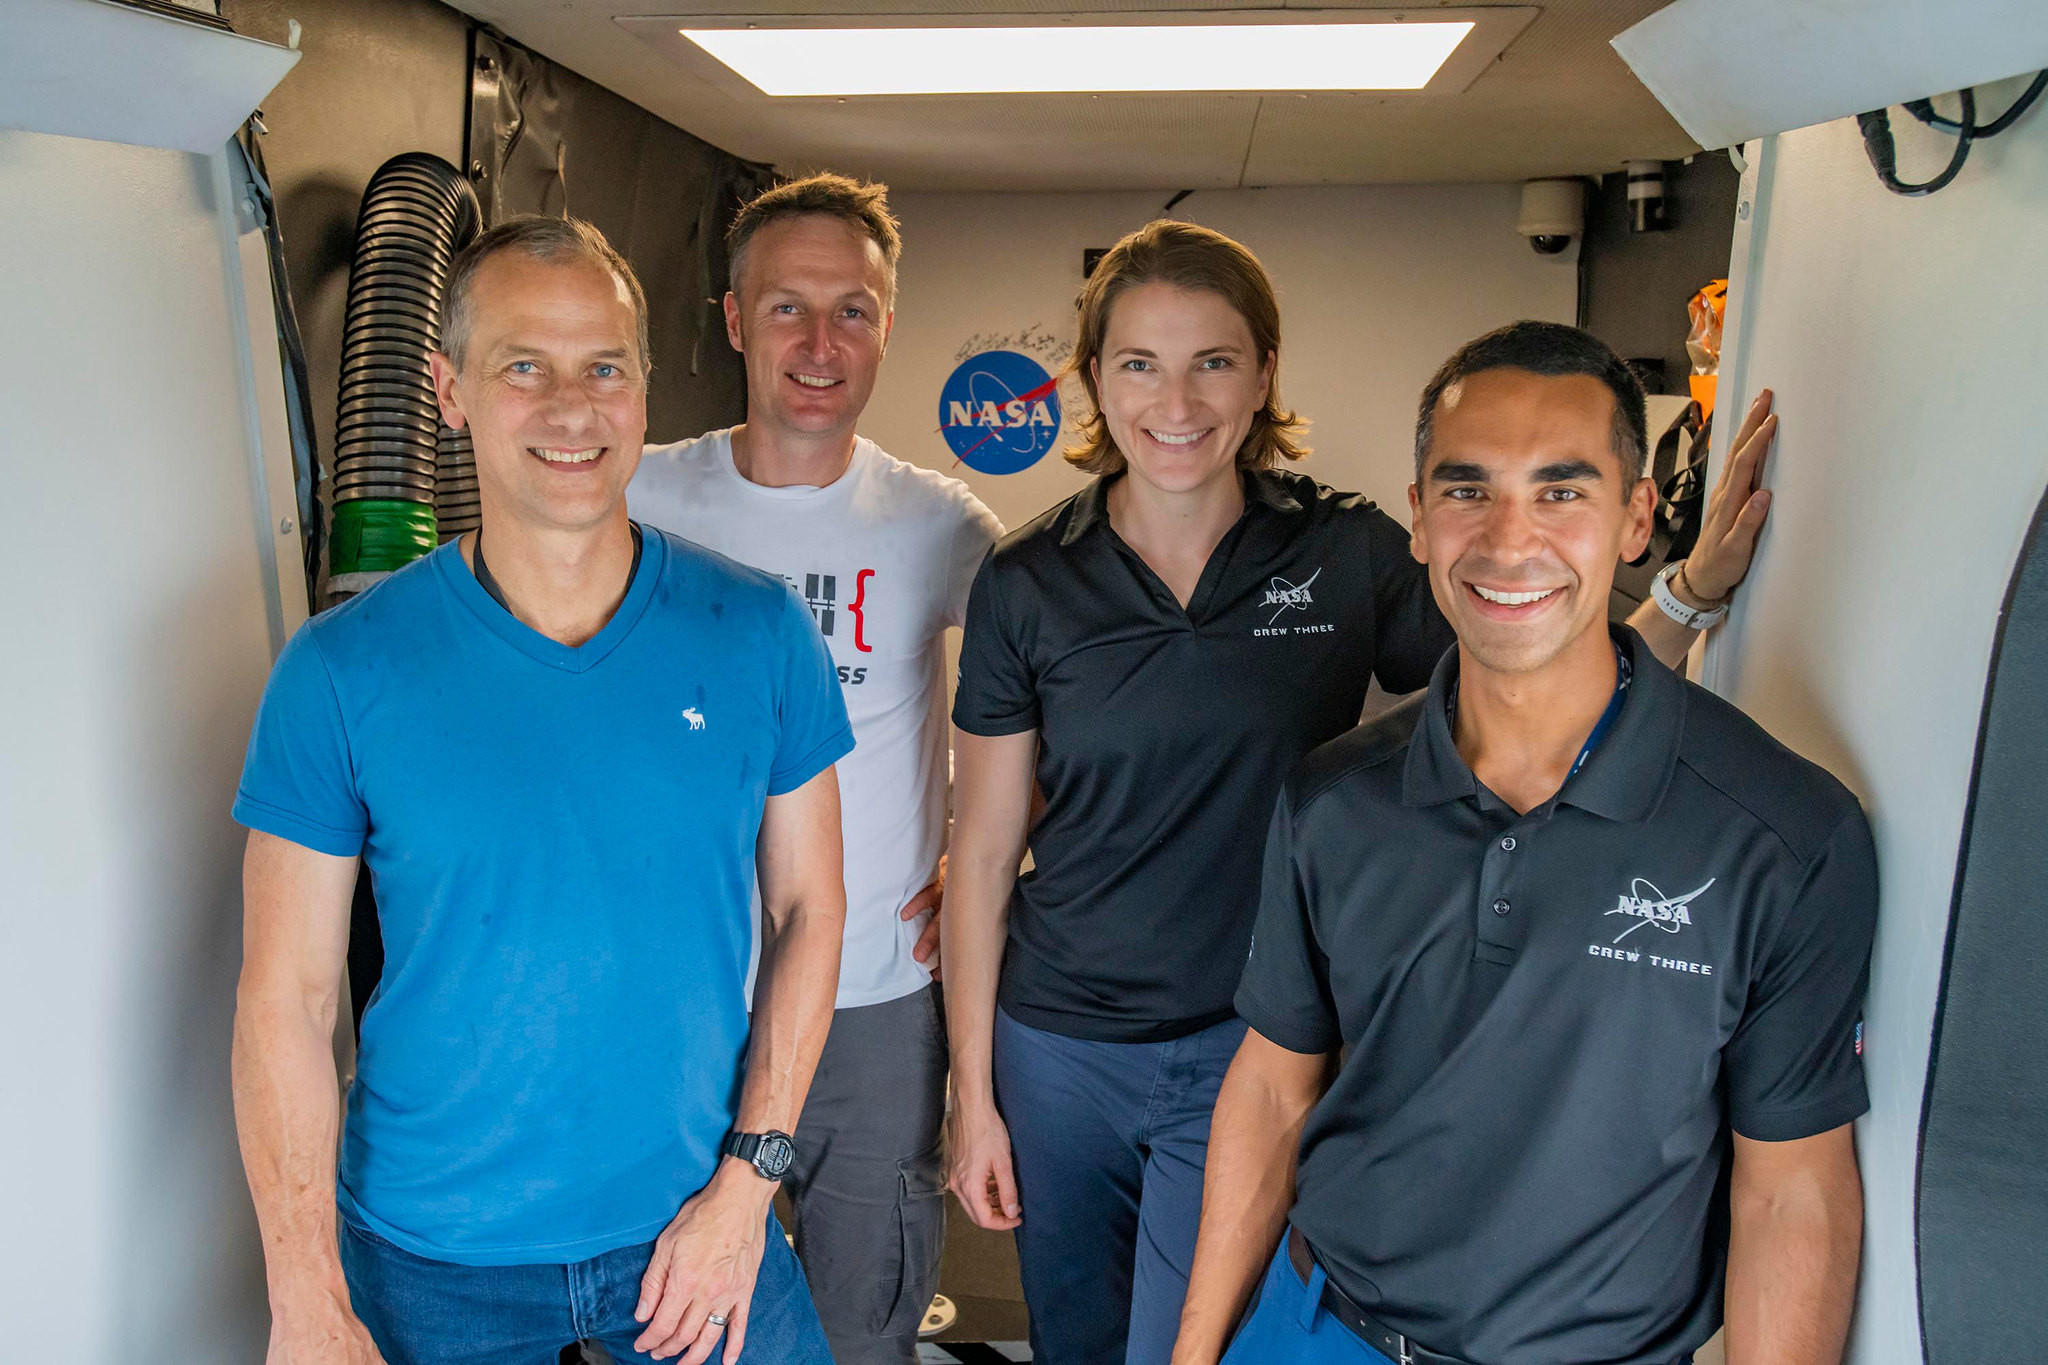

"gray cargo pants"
[786, 983, 949, 1365]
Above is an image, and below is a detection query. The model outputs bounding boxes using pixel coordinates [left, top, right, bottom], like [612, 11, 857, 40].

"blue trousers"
[339, 1208, 832, 1365]
[1222, 1240, 1394, 1365]
[993, 1006, 1248, 1365]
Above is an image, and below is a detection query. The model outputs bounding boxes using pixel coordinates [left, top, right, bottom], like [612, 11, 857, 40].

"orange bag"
[1687, 279, 1728, 419]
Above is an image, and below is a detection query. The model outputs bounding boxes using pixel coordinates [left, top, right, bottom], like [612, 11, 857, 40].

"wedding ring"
[707, 1313, 729, 1328]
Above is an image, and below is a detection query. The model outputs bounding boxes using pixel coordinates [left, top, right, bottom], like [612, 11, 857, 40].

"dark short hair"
[726, 173, 902, 302]
[442, 215, 649, 371]
[1065, 219, 1308, 476]
[1414, 320, 1648, 485]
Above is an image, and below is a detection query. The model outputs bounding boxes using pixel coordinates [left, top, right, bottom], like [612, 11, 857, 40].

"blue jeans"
[339, 1209, 832, 1365]
[1221, 1240, 1394, 1365]
[993, 1006, 1248, 1365]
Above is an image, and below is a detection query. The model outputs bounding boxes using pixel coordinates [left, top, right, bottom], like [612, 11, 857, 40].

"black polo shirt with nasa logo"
[954, 468, 1453, 1043]
[1237, 626, 1877, 1365]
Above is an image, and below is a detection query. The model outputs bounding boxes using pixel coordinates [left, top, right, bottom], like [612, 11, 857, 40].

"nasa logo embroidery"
[1605, 877, 1715, 943]
[1262, 568, 1322, 625]
[1585, 876, 1719, 976]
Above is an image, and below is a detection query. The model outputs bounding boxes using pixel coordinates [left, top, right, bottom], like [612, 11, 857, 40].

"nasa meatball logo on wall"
[939, 349, 1062, 475]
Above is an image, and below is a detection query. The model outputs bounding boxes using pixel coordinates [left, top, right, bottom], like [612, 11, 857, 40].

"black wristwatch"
[721, 1129, 796, 1182]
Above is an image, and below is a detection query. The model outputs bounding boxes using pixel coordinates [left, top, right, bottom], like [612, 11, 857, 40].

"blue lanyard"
[1447, 643, 1632, 781]
[1568, 644, 1632, 780]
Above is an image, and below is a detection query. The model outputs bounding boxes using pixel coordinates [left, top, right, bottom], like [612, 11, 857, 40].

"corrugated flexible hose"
[329, 152, 482, 577]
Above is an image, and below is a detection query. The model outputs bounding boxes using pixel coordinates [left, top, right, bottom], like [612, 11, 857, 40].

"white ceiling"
[449, 0, 1700, 190]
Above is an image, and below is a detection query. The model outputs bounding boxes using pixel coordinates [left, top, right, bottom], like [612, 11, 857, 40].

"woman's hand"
[947, 1099, 1023, 1231]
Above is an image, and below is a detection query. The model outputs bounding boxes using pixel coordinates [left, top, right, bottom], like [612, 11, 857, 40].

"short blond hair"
[1064, 220, 1308, 476]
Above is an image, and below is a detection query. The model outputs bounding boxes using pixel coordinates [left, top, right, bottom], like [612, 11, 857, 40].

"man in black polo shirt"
[1171, 321, 1875, 1365]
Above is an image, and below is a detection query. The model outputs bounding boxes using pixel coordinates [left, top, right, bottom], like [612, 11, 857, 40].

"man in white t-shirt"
[632, 173, 1002, 1365]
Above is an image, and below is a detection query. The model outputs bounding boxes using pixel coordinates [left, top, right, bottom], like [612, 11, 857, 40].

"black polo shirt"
[954, 468, 1453, 1043]
[1237, 627, 1877, 1365]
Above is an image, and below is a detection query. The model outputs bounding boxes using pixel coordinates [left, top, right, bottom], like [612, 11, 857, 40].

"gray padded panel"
[1917, 486, 2048, 1361]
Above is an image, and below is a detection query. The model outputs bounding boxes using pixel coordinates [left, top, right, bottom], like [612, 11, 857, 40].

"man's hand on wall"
[1681, 389, 1780, 603]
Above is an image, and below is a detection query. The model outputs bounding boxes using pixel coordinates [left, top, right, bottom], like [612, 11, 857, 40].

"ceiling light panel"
[676, 19, 1475, 97]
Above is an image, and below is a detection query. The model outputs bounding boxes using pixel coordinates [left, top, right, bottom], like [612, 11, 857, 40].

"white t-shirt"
[630, 429, 1004, 1008]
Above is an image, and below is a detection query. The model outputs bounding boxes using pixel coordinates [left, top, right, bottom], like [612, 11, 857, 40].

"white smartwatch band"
[1653, 561, 1729, 630]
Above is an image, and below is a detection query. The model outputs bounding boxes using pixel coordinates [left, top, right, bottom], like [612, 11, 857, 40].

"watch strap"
[721, 1129, 794, 1181]
[1653, 561, 1729, 629]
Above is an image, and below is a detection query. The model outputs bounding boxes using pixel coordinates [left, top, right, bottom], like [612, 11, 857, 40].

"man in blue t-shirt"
[231, 216, 853, 1365]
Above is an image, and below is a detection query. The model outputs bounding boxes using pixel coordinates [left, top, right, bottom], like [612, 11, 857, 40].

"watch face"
[757, 1134, 795, 1180]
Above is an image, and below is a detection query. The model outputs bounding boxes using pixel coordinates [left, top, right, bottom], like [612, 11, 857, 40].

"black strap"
[471, 528, 509, 610]
[472, 521, 642, 613]
[1288, 1227, 1473, 1365]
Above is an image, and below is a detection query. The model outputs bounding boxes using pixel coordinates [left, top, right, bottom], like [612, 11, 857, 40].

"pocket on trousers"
[876, 1138, 947, 1337]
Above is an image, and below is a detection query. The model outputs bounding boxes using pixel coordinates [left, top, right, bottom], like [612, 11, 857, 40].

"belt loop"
[1297, 1258, 1326, 1331]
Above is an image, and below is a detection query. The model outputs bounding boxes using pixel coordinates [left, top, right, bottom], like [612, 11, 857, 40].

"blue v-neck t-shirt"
[233, 528, 854, 1265]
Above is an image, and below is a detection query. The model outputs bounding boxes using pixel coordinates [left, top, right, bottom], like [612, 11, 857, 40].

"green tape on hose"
[330, 500, 439, 575]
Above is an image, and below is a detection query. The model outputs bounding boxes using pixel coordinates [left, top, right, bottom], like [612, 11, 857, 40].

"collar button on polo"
[1500, 835, 1517, 852]
[1492, 897, 1512, 916]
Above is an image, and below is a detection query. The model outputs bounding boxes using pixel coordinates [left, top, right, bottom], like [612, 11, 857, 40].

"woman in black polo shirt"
[940, 221, 1452, 1365]
[939, 220, 1758, 1365]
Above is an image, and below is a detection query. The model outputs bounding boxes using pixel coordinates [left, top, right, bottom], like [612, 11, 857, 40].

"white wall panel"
[0, 128, 277, 1360]
[1698, 75, 2048, 1364]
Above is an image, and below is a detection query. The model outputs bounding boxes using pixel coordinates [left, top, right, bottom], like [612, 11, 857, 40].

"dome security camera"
[1517, 178, 1585, 254]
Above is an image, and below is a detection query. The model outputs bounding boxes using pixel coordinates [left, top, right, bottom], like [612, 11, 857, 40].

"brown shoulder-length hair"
[1063, 220, 1309, 476]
